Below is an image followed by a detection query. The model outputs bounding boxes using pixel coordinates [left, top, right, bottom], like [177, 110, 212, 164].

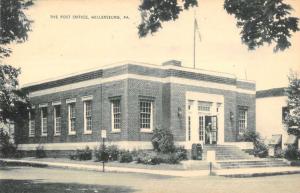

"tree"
[138, 0, 299, 52]
[285, 71, 300, 137]
[0, 0, 33, 130]
[0, 65, 31, 125]
[0, 0, 33, 58]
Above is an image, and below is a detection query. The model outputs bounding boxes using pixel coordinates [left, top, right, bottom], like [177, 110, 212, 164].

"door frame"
[185, 92, 224, 147]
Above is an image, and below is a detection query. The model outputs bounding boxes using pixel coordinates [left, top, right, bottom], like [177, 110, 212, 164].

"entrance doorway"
[186, 92, 224, 146]
[204, 116, 218, 144]
[187, 100, 219, 145]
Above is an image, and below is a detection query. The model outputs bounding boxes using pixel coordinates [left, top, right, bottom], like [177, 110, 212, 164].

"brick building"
[16, 60, 256, 152]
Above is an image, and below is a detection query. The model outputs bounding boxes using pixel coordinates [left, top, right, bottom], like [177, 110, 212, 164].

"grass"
[14, 157, 210, 170]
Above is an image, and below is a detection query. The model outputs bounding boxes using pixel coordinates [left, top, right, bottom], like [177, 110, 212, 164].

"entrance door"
[198, 115, 205, 142]
[205, 116, 218, 144]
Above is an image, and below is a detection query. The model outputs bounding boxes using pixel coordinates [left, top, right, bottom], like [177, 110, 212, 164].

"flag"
[194, 18, 202, 41]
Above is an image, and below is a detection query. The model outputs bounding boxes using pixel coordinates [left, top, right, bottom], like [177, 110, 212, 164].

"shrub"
[284, 145, 299, 160]
[35, 145, 46, 158]
[174, 146, 188, 161]
[158, 153, 180, 164]
[69, 152, 77, 160]
[134, 151, 181, 165]
[106, 145, 120, 161]
[119, 151, 133, 163]
[274, 148, 285, 158]
[94, 145, 120, 162]
[0, 129, 17, 158]
[240, 130, 268, 158]
[135, 151, 160, 165]
[69, 146, 92, 161]
[151, 127, 175, 153]
[253, 140, 268, 158]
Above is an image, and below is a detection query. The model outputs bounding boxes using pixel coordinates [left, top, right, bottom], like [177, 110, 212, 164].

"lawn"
[18, 157, 210, 170]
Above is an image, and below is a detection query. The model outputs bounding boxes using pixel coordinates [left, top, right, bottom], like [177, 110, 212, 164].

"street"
[1, 166, 300, 193]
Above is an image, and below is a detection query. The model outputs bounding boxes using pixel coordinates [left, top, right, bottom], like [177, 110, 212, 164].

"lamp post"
[101, 129, 107, 172]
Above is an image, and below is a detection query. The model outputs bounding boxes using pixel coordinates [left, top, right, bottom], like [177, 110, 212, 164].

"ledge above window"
[52, 101, 61, 106]
[82, 95, 93, 101]
[39, 103, 48, 108]
[66, 98, 76, 104]
[140, 128, 153, 133]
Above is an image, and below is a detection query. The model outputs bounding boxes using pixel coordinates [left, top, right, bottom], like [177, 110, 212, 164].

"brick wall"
[17, 63, 256, 147]
[127, 79, 163, 141]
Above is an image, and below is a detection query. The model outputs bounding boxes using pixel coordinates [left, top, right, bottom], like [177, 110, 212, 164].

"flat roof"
[256, 87, 287, 98]
[22, 60, 254, 89]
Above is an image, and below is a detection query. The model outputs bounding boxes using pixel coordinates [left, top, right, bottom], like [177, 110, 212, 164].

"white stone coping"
[22, 60, 244, 88]
[17, 141, 153, 151]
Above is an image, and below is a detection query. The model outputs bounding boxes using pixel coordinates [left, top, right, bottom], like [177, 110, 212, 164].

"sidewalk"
[1, 158, 300, 177]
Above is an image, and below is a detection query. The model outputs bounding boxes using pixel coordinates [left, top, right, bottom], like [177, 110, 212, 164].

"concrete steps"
[202, 144, 290, 169]
[202, 144, 254, 160]
[216, 159, 289, 169]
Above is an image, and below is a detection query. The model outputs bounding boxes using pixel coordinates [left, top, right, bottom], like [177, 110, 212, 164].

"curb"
[218, 170, 300, 178]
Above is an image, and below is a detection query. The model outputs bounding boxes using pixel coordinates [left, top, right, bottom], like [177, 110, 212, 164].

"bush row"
[93, 145, 188, 165]
[274, 145, 300, 160]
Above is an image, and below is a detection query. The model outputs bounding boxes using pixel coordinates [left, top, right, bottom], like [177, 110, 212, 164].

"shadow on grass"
[0, 160, 48, 168]
[0, 179, 136, 193]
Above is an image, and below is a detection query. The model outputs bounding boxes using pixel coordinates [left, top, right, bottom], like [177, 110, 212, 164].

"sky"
[3, 0, 300, 90]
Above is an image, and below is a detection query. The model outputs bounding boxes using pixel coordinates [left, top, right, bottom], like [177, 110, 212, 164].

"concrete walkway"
[1, 158, 300, 177]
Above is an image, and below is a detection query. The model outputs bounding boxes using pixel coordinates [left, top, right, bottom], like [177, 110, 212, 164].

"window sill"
[68, 132, 76, 135]
[29, 135, 35, 138]
[54, 133, 61, 136]
[41, 134, 48, 137]
[111, 129, 121, 133]
[140, 128, 153, 133]
[84, 131, 92, 135]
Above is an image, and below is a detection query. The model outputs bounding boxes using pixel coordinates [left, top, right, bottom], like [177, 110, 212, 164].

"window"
[68, 103, 76, 134]
[282, 106, 289, 123]
[54, 105, 61, 135]
[198, 101, 212, 112]
[40, 107, 47, 136]
[28, 110, 35, 137]
[84, 100, 92, 133]
[238, 107, 248, 134]
[111, 99, 121, 132]
[140, 100, 153, 131]
[188, 116, 191, 141]
[199, 116, 204, 141]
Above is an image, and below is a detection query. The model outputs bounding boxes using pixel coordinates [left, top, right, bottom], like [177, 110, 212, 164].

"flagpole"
[193, 10, 196, 69]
